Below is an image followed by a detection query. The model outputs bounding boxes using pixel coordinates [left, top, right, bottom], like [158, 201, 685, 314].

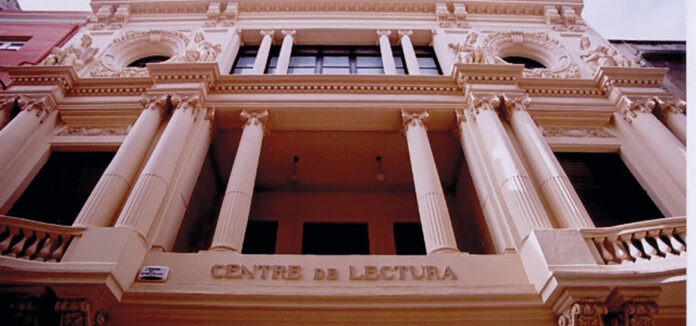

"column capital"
[398, 30, 414, 38]
[557, 298, 608, 326]
[455, 109, 467, 123]
[281, 30, 296, 37]
[401, 110, 429, 131]
[618, 97, 655, 123]
[0, 96, 18, 112]
[501, 95, 531, 121]
[139, 94, 169, 115]
[170, 94, 202, 116]
[17, 96, 56, 124]
[260, 30, 275, 37]
[376, 30, 392, 37]
[468, 94, 502, 115]
[653, 97, 686, 115]
[240, 110, 268, 129]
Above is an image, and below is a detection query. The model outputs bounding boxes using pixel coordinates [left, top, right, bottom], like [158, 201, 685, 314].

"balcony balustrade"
[0, 215, 84, 262]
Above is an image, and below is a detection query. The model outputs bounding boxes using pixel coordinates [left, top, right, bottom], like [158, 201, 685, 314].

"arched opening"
[127, 55, 171, 68]
[502, 56, 546, 69]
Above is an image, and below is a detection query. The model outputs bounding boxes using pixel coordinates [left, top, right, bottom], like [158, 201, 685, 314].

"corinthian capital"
[401, 110, 429, 131]
[170, 94, 202, 116]
[139, 94, 169, 114]
[653, 97, 686, 116]
[17, 96, 55, 124]
[501, 95, 531, 121]
[376, 30, 392, 38]
[240, 110, 268, 129]
[618, 97, 655, 123]
[0, 96, 18, 112]
[468, 94, 502, 116]
[557, 298, 608, 326]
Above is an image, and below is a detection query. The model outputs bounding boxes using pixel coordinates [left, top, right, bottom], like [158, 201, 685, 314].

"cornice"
[453, 63, 523, 86]
[4, 66, 78, 92]
[595, 67, 668, 90]
[518, 78, 605, 98]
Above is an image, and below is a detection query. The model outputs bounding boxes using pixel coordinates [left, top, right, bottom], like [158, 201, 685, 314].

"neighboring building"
[0, 0, 20, 11]
[0, 10, 89, 88]
[0, 0, 686, 325]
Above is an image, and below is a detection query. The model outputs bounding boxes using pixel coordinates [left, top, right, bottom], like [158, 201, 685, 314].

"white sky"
[16, 0, 686, 41]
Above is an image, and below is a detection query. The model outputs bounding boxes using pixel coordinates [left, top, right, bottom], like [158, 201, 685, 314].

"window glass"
[322, 67, 350, 74]
[290, 56, 316, 67]
[356, 68, 384, 75]
[230, 46, 259, 74]
[288, 67, 316, 74]
[356, 56, 382, 67]
[323, 56, 350, 67]
[417, 57, 438, 68]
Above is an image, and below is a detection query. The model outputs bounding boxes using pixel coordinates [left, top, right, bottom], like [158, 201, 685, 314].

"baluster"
[675, 227, 686, 248]
[0, 226, 19, 254]
[37, 234, 56, 261]
[48, 235, 70, 262]
[594, 237, 616, 264]
[637, 232, 658, 259]
[610, 238, 631, 263]
[624, 235, 647, 262]
[668, 232, 686, 256]
[23, 231, 45, 260]
[8, 229, 28, 258]
[654, 234, 675, 257]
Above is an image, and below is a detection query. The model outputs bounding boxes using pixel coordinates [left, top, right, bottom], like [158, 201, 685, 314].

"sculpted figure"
[580, 46, 617, 68]
[179, 32, 222, 63]
[449, 32, 485, 64]
[39, 34, 98, 71]
[579, 35, 591, 51]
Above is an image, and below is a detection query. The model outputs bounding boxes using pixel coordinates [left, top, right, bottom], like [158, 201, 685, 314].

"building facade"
[0, 0, 686, 325]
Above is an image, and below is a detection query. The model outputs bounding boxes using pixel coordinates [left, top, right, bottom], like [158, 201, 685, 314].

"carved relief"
[401, 110, 429, 130]
[469, 94, 502, 115]
[39, 35, 99, 72]
[481, 31, 580, 79]
[545, 6, 586, 32]
[653, 97, 686, 117]
[436, 2, 467, 28]
[579, 35, 637, 71]
[557, 299, 608, 326]
[141, 94, 170, 114]
[539, 126, 614, 138]
[449, 32, 485, 64]
[618, 98, 656, 123]
[88, 30, 189, 78]
[240, 110, 269, 129]
[170, 94, 202, 117]
[56, 126, 130, 137]
[17, 96, 55, 123]
[607, 298, 658, 326]
[171, 32, 222, 63]
[205, 2, 237, 27]
[87, 4, 128, 30]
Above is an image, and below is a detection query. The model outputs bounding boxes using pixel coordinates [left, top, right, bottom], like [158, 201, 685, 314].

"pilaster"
[398, 30, 420, 75]
[377, 30, 396, 75]
[276, 30, 296, 75]
[252, 30, 275, 74]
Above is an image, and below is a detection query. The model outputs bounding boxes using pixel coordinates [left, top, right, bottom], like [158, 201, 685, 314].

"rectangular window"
[230, 46, 258, 74]
[393, 222, 426, 255]
[414, 46, 441, 75]
[301, 222, 369, 255]
[556, 152, 663, 227]
[242, 220, 278, 254]
[0, 42, 25, 51]
[287, 46, 391, 75]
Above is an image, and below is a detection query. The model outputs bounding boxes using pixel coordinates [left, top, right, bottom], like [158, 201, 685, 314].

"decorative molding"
[88, 30, 190, 78]
[55, 298, 106, 326]
[482, 30, 580, 79]
[240, 110, 269, 129]
[557, 298, 608, 326]
[239, 1, 435, 13]
[653, 97, 686, 117]
[468, 94, 501, 115]
[171, 94, 202, 116]
[39, 34, 99, 73]
[56, 126, 131, 137]
[539, 126, 614, 138]
[436, 2, 467, 28]
[141, 94, 170, 114]
[618, 97, 655, 123]
[545, 6, 585, 32]
[606, 298, 659, 326]
[205, 2, 237, 27]
[17, 96, 55, 124]
[0, 96, 18, 112]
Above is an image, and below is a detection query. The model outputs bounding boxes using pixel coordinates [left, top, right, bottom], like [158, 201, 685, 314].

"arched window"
[127, 55, 171, 68]
[502, 56, 546, 69]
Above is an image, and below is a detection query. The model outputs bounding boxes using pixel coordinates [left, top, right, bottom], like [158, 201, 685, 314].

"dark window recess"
[393, 222, 427, 255]
[556, 152, 663, 227]
[241, 221, 279, 254]
[264, 45, 281, 74]
[502, 56, 546, 69]
[127, 55, 171, 68]
[414, 46, 442, 75]
[230, 46, 258, 74]
[302, 222, 369, 255]
[8, 152, 114, 225]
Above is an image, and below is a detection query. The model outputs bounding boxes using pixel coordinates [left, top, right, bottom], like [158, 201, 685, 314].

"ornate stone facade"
[0, 0, 685, 325]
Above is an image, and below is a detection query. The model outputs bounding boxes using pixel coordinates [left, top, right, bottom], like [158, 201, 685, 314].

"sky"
[16, 0, 687, 41]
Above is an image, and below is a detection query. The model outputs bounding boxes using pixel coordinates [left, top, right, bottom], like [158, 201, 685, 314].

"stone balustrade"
[0, 215, 84, 262]
[582, 217, 685, 265]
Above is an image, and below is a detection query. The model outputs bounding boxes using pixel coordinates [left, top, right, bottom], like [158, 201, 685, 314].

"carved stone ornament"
[0, 96, 18, 112]
[653, 97, 686, 117]
[170, 32, 222, 64]
[606, 298, 658, 326]
[17, 96, 55, 124]
[170, 94, 202, 117]
[500, 95, 531, 121]
[579, 35, 637, 71]
[469, 94, 502, 116]
[436, 3, 467, 28]
[539, 126, 614, 138]
[88, 30, 190, 78]
[401, 110, 429, 131]
[56, 126, 131, 137]
[140, 94, 170, 114]
[449, 32, 485, 64]
[557, 299, 608, 326]
[55, 298, 106, 326]
[38, 34, 99, 72]
[240, 110, 269, 129]
[205, 2, 238, 27]
[481, 30, 581, 79]
[545, 5, 586, 32]
[618, 98, 656, 123]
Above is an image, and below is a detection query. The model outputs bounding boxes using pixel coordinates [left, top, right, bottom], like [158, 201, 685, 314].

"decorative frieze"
[539, 126, 614, 138]
[172, 32, 222, 63]
[56, 126, 131, 137]
[55, 298, 106, 326]
[557, 298, 608, 326]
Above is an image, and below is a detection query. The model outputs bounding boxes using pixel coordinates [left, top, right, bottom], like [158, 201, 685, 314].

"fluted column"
[0, 96, 55, 174]
[401, 110, 458, 254]
[0, 97, 16, 130]
[619, 98, 686, 191]
[275, 30, 295, 75]
[470, 95, 552, 240]
[504, 96, 594, 229]
[398, 30, 421, 75]
[74, 95, 168, 227]
[210, 110, 268, 252]
[654, 98, 686, 145]
[456, 110, 517, 253]
[115, 95, 201, 239]
[252, 30, 274, 74]
[377, 30, 396, 75]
